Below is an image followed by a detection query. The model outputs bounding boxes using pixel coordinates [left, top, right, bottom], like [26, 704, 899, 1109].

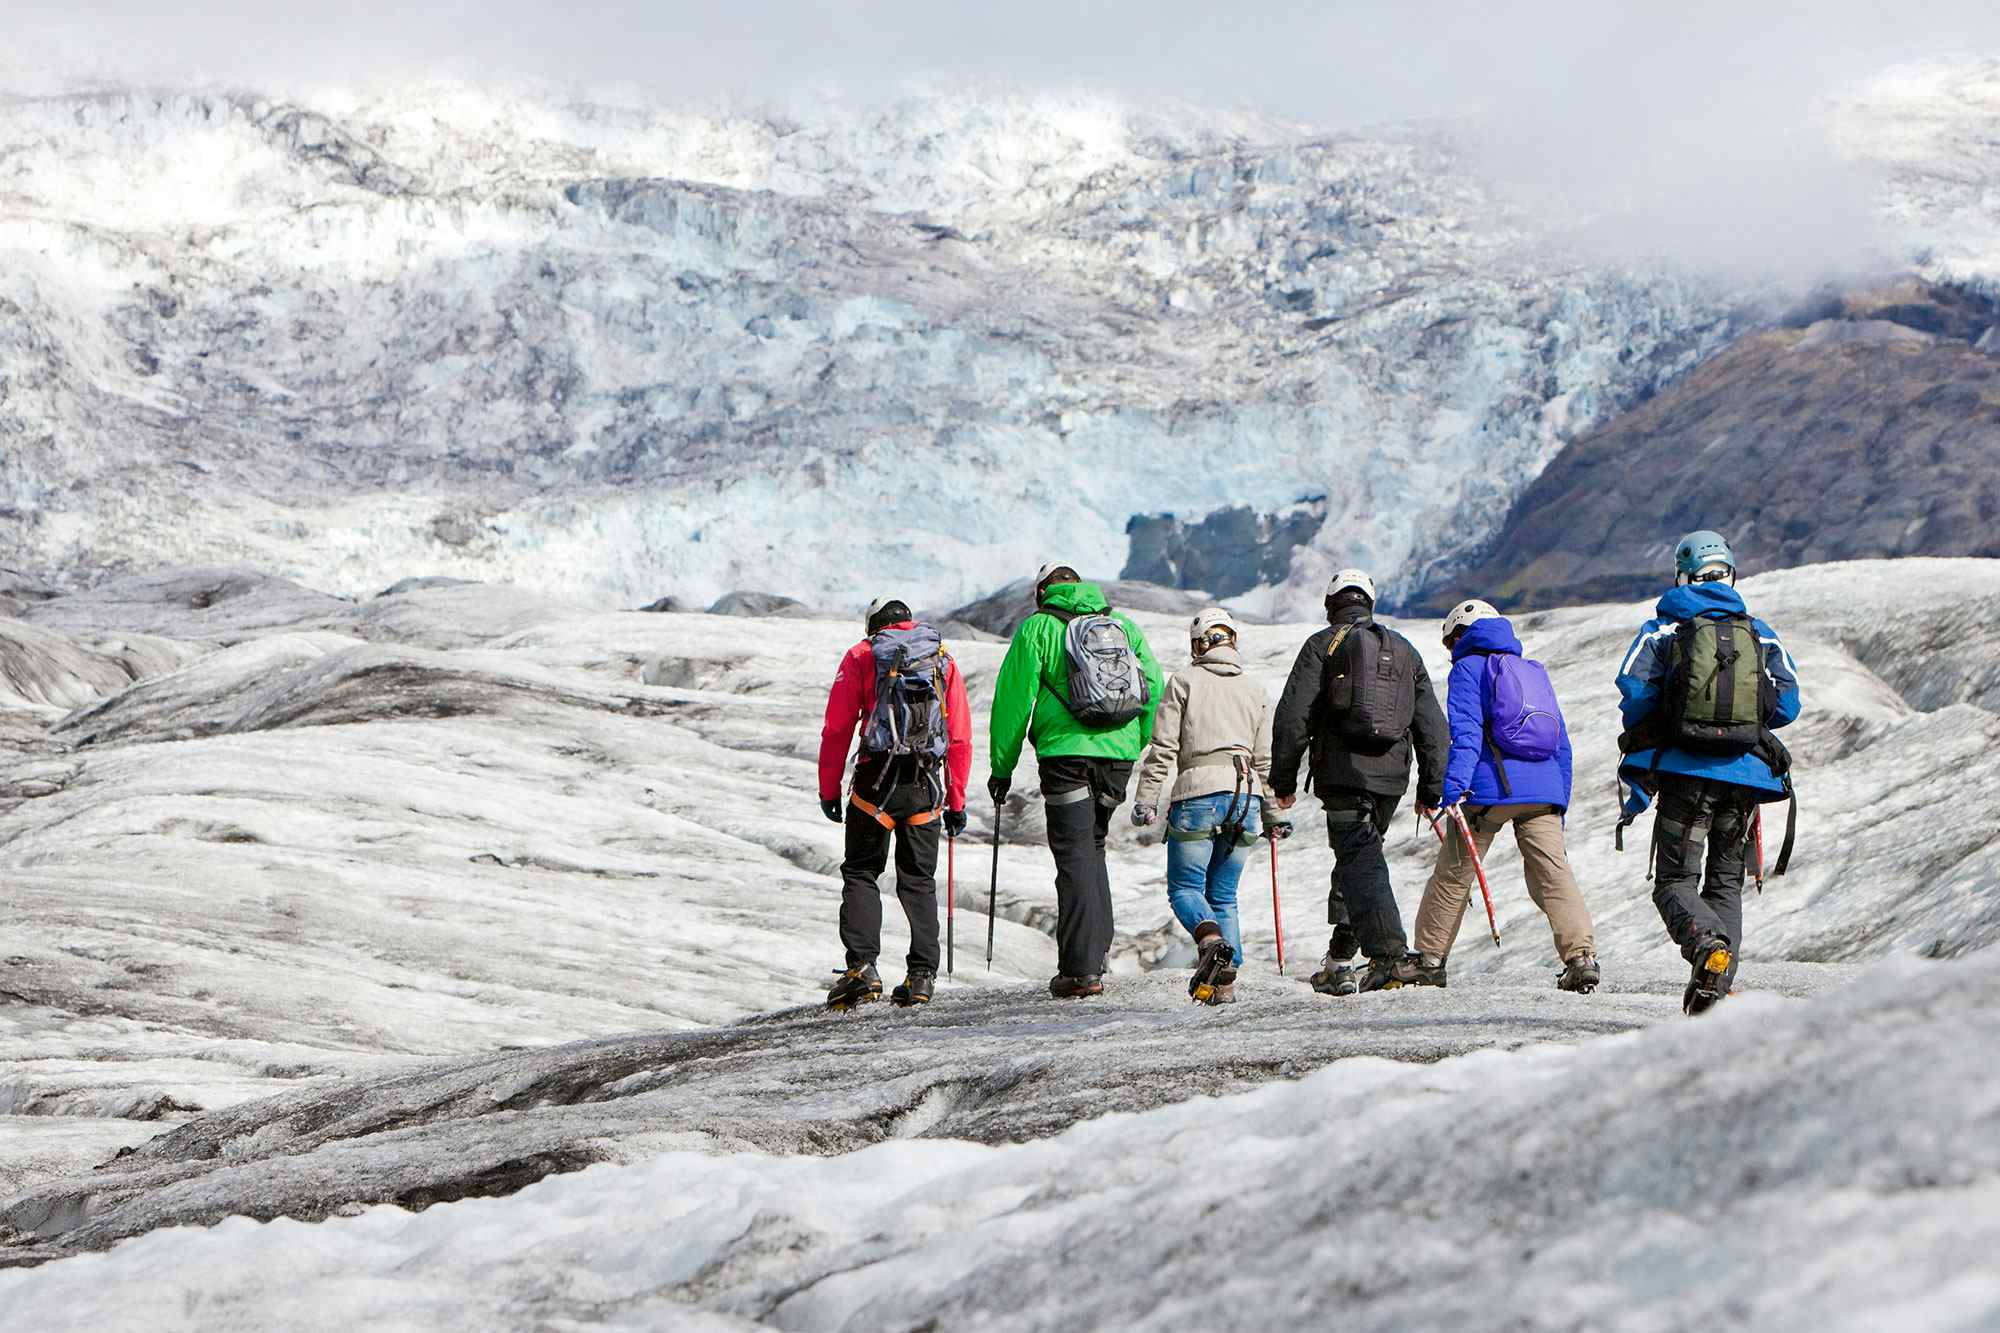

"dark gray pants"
[839, 780, 942, 974]
[1040, 756, 1133, 978]
[1323, 788, 1407, 961]
[1651, 775, 1756, 989]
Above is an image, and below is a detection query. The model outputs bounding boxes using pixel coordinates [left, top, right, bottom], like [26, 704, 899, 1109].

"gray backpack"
[1054, 610, 1149, 728]
[861, 624, 951, 765]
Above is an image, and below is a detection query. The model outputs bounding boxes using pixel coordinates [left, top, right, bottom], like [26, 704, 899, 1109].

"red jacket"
[818, 622, 973, 811]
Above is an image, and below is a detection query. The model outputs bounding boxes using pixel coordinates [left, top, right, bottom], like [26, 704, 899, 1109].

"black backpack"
[1319, 622, 1416, 756]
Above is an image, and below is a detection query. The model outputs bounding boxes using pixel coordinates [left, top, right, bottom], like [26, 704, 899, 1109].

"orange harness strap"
[849, 793, 940, 830]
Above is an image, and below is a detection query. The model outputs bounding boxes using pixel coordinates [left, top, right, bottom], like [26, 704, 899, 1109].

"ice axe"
[1431, 806, 1500, 949]
[1751, 806, 1766, 895]
[1264, 818, 1293, 974]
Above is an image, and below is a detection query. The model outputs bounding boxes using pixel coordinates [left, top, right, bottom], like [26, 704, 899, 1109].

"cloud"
[15, 1, 2000, 278]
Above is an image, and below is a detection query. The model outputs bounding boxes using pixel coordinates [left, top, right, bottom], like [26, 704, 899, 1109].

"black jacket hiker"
[1271, 603, 1448, 963]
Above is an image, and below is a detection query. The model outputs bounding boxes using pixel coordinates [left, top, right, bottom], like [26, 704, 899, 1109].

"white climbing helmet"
[1189, 607, 1237, 652]
[1325, 569, 1376, 602]
[1441, 598, 1501, 644]
[864, 595, 910, 633]
[1034, 561, 1082, 599]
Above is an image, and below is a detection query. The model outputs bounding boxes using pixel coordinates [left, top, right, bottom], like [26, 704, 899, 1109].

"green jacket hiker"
[987, 570, 1164, 998]
[988, 580, 1164, 778]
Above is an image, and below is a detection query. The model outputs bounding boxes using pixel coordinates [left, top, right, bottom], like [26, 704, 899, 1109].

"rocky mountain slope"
[1441, 280, 2000, 608]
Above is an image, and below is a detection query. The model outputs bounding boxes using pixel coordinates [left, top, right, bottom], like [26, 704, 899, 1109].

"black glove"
[820, 798, 843, 824]
[943, 809, 967, 838]
[987, 775, 1011, 806]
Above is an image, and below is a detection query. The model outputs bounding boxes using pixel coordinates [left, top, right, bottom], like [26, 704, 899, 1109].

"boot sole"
[890, 991, 931, 1008]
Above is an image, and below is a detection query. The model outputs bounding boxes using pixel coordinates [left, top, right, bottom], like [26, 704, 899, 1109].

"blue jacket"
[1441, 617, 1573, 810]
[1615, 583, 1801, 812]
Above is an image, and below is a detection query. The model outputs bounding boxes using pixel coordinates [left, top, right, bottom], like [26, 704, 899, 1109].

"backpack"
[861, 624, 951, 766]
[1320, 622, 1416, 756]
[1051, 610, 1149, 728]
[1658, 613, 1775, 754]
[1484, 655, 1563, 761]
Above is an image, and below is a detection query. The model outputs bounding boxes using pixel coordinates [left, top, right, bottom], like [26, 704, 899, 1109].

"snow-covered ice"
[0, 954, 1988, 1329]
[1, 558, 1996, 1323]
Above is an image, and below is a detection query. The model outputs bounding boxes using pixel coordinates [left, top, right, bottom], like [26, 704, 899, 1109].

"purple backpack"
[1482, 654, 1563, 762]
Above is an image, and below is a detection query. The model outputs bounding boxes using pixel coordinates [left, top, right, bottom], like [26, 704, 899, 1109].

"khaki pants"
[1413, 804, 1594, 963]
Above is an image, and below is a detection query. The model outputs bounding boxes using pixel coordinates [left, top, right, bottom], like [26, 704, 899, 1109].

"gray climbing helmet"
[1674, 531, 1736, 583]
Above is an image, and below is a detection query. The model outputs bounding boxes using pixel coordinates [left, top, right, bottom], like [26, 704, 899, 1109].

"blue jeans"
[1165, 793, 1262, 967]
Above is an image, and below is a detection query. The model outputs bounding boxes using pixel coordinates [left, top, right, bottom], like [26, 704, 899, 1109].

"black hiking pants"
[1323, 788, 1407, 962]
[1039, 756, 1133, 978]
[1651, 775, 1756, 990]
[839, 778, 942, 975]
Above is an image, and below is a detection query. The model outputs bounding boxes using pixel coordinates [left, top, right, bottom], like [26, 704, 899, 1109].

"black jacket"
[1270, 609, 1448, 804]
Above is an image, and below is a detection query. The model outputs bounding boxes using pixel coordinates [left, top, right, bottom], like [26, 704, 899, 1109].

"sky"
[14, 1, 2000, 277]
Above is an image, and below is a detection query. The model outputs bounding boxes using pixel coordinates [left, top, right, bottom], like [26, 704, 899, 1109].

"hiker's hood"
[1657, 581, 1747, 622]
[1039, 581, 1110, 615]
[1451, 617, 1521, 661]
[1192, 644, 1243, 675]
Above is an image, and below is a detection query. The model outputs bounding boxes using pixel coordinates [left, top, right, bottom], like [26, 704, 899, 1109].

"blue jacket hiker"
[1440, 615, 1573, 811]
[1614, 530, 1803, 1015]
[1412, 601, 1598, 991]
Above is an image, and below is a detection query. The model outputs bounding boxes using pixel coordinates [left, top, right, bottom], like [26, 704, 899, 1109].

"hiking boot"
[1309, 955, 1360, 996]
[891, 971, 935, 1007]
[1356, 953, 1422, 993]
[1188, 926, 1238, 1004]
[826, 965, 882, 1011]
[1205, 980, 1238, 1005]
[1683, 936, 1732, 1016]
[1556, 953, 1600, 995]
[1411, 953, 1448, 988]
[1049, 973, 1104, 1000]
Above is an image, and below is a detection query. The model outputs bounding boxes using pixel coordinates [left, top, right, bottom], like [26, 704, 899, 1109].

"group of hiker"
[816, 531, 1801, 1018]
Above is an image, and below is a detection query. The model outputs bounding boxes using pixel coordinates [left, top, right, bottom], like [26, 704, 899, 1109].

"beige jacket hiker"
[1134, 644, 1275, 809]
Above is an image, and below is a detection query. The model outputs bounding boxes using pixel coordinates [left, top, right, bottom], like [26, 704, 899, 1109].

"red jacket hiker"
[818, 621, 973, 811]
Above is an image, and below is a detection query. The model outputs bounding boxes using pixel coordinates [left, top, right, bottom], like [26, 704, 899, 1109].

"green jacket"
[989, 582, 1165, 778]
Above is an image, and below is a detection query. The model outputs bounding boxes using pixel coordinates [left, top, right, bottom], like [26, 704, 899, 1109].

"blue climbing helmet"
[1673, 530, 1737, 584]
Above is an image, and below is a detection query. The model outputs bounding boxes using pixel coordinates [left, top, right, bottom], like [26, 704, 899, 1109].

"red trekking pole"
[1751, 807, 1766, 895]
[946, 833, 956, 975]
[1432, 808, 1501, 949]
[1266, 820, 1292, 975]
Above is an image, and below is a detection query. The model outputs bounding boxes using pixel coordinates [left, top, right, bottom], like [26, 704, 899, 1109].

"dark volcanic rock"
[944, 579, 1223, 638]
[636, 595, 685, 613]
[0, 568, 63, 604]
[375, 576, 478, 598]
[1432, 286, 2000, 611]
[1124, 499, 1328, 596]
[20, 568, 355, 644]
[708, 591, 807, 618]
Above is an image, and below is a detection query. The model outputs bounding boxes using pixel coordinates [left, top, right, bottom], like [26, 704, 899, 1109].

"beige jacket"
[1134, 645, 1275, 808]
